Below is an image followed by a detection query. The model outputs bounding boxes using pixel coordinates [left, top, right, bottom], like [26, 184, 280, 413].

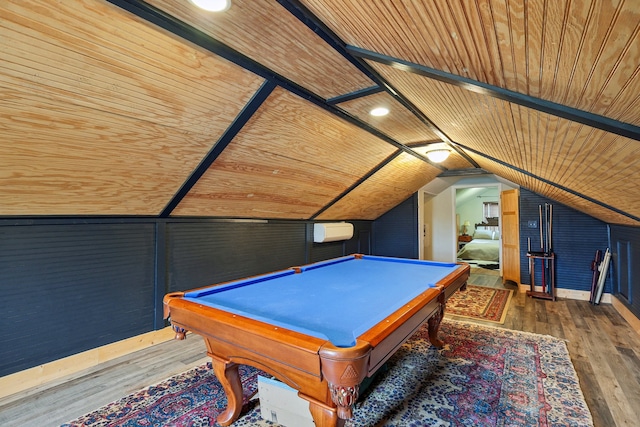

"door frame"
[418, 178, 518, 272]
[453, 184, 501, 271]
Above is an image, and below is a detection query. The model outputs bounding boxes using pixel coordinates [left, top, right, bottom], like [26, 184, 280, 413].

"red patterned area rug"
[63, 320, 593, 427]
[445, 284, 513, 324]
[61, 364, 264, 427]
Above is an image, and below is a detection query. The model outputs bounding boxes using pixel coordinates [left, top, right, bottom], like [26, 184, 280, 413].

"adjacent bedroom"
[455, 186, 501, 269]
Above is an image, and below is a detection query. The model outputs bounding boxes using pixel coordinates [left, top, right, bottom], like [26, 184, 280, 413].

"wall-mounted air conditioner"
[313, 222, 354, 243]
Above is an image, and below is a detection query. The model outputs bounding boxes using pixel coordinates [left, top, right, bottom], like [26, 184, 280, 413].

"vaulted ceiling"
[1, 0, 639, 225]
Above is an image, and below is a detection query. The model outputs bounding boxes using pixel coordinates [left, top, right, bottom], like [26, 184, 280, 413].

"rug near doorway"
[62, 320, 592, 427]
[445, 284, 513, 324]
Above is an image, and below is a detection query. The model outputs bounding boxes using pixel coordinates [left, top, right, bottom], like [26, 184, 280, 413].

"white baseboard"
[517, 283, 611, 303]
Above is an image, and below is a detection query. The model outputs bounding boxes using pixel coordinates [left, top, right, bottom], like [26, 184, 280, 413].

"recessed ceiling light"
[190, 0, 231, 12]
[370, 107, 389, 117]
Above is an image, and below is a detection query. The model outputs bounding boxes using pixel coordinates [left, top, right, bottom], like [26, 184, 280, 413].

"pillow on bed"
[492, 231, 500, 240]
[473, 230, 492, 240]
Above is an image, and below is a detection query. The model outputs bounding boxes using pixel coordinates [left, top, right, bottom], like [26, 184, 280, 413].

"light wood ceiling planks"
[317, 152, 442, 220]
[173, 88, 398, 219]
[368, 62, 640, 223]
[300, 0, 640, 123]
[146, 0, 374, 100]
[0, 0, 264, 215]
[300, 0, 640, 223]
[474, 155, 640, 226]
[2, 0, 639, 223]
[335, 91, 439, 144]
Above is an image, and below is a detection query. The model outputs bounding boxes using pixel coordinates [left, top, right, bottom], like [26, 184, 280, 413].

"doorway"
[454, 186, 501, 271]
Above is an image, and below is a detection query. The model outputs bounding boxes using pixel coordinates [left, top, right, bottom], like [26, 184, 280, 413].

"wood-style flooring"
[1, 267, 639, 427]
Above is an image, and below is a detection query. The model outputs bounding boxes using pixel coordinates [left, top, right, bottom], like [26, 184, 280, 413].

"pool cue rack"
[526, 251, 556, 301]
[527, 203, 555, 301]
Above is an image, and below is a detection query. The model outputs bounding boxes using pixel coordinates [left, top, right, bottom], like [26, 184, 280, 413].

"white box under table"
[258, 376, 315, 427]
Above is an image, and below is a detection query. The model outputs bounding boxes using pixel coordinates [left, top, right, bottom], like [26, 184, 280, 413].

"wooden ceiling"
[1, 0, 638, 225]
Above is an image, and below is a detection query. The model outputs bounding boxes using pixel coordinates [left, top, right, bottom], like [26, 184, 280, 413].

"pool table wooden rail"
[163, 260, 470, 427]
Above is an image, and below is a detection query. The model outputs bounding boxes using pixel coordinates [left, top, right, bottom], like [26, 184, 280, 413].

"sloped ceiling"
[1, 0, 638, 226]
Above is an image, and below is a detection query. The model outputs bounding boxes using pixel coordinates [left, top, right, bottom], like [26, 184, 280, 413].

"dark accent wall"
[309, 221, 373, 263]
[610, 225, 640, 318]
[4, 202, 635, 378]
[1, 218, 372, 377]
[518, 189, 609, 293]
[1, 222, 156, 377]
[167, 221, 306, 292]
[367, 189, 621, 299]
[372, 194, 419, 258]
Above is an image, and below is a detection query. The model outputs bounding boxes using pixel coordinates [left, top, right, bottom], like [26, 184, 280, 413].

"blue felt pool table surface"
[183, 255, 461, 347]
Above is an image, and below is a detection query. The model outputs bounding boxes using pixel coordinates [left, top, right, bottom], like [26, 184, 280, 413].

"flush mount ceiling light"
[369, 107, 389, 117]
[189, 0, 231, 12]
[425, 148, 451, 163]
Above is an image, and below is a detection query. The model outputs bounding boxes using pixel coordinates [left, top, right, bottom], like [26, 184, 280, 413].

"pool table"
[163, 254, 469, 427]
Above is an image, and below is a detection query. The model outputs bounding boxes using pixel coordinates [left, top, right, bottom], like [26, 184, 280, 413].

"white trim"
[517, 283, 611, 303]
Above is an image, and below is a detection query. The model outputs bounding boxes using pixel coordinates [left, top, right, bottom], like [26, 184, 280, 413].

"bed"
[457, 223, 500, 262]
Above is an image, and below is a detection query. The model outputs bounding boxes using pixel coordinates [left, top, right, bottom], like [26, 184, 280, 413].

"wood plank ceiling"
[1, 0, 638, 226]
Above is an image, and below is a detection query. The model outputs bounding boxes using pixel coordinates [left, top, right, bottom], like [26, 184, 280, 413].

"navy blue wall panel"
[345, 221, 372, 255]
[0, 218, 375, 377]
[519, 189, 609, 292]
[610, 225, 640, 318]
[1, 223, 155, 377]
[167, 221, 307, 292]
[372, 195, 419, 259]
[309, 241, 345, 263]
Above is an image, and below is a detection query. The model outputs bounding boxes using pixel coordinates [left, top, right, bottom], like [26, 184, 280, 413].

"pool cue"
[546, 204, 552, 295]
[528, 236, 531, 273]
[546, 204, 549, 251]
[539, 205, 545, 292]
[549, 204, 553, 250]
[539, 205, 543, 250]
[528, 237, 532, 287]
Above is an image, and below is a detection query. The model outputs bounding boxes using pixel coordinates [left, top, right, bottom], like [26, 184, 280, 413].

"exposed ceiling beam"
[107, 0, 446, 170]
[277, 0, 476, 168]
[458, 143, 640, 222]
[159, 81, 278, 217]
[327, 86, 384, 105]
[348, 46, 640, 142]
[310, 151, 403, 219]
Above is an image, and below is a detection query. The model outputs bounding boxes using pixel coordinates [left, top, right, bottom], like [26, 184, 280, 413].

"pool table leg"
[209, 354, 244, 427]
[302, 395, 345, 427]
[427, 293, 446, 348]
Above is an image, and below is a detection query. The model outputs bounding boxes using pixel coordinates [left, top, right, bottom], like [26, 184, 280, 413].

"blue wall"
[371, 189, 617, 296]
[0, 218, 373, 377]
[610, 224, 640, 318]
[372, 194, 419, 259]
[2, 191, 637, 377]
[518, 189, 610, 293]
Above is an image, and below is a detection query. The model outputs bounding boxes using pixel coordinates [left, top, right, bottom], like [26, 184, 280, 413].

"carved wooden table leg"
[318, 342, 370, 425]
[303, 395, 345, 427]
[427, 292, 446, 348]
[210, 354, 243, 426]
[329, 383, 359, 419]
[171, 324, 187, 340]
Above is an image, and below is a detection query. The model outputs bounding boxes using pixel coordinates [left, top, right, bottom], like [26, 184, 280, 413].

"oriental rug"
[62, 320, 593, 427]
[445, 285, 513, 324]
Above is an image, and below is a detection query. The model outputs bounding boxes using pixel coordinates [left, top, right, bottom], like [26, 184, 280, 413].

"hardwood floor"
[1, 268, 639, 426]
